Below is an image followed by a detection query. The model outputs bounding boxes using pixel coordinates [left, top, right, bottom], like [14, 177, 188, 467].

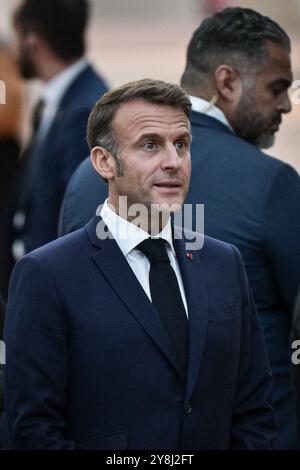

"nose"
[161, 144, 182, 171]
[278, 91, 292, 114]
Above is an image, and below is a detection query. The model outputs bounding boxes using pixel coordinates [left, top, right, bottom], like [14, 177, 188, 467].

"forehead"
[112, 99, 191, 139]
[258, 42, 293, 82]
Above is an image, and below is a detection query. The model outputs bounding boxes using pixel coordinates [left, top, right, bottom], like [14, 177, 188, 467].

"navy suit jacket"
[190, 112, 300, 449]
[58, 155, 108, 236]
[11, 63, 108, 254]
[0, 293, 5, 340]
[0, 294, 4, 416]
[4, 217, 276, 449]
[292, 291, 300, 437]
[59, 112, 300, 448]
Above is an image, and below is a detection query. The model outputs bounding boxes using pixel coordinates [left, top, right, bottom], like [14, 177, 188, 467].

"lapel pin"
[186, 252, 193, 260]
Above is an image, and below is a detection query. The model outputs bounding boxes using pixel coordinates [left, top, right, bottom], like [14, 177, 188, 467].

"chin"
[256, 133, 276, 149]
[20, 68, 35, 80]
[152, 199, 183, 214]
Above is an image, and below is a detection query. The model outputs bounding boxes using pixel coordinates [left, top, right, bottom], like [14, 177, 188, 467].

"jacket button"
[184, 405, 192, 414]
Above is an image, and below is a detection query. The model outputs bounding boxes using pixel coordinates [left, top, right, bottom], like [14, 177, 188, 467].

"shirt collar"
[42, 57, 88, 108]
[189, 95, 234, 132]
[100, 199, 176, 258]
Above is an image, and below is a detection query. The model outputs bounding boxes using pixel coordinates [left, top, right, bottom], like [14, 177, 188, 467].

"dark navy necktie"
[31, 98, 45, 134]
[18, 99, 46, 207]
[25, 99, 45, 156]
[137, 238, 188, 380]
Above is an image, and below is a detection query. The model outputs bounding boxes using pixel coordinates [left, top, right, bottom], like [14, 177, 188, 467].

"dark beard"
[231, 92, 277, 149]
[18, 50, 37, 80]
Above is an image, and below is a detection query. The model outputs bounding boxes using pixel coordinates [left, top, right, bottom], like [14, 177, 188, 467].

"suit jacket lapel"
[85, 216, 184, 381]
[173, 229, 208, 400]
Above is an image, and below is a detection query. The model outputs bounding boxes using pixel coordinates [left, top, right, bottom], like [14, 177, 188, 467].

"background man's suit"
[0, 293, 5, 340]
[59, 110, 300, 449]
[4, 216, 276, 449]
[0, 294, 5, 449]
[58, 155, 108, 236]
[292, 290, 300, 437]
[186, 111, 300, 449]
[0, 293, 5, 418]
[10, 64, 108, 256]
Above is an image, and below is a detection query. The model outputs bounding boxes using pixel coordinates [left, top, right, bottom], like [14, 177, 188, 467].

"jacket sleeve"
[4, 254, 75, 449]
[263, 163, 300, 312]
[230, 245, 278, 449]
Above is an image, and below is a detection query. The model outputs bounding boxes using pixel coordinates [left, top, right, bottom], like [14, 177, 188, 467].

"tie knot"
[137, 238, 170, 264]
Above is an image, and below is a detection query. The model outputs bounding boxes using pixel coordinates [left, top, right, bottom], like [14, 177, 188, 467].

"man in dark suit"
[180, 8, 300, 449]
[8, 0, 107, 260]
[58, 8, 300, 449]
[3, 79, 276, 449]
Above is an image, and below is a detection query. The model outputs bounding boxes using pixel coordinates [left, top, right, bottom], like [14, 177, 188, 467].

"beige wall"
[90, 0, 199, 20]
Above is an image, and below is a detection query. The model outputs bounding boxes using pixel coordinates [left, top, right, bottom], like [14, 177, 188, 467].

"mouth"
[270, 117, 282, 132]
[153, 181, 183, 194]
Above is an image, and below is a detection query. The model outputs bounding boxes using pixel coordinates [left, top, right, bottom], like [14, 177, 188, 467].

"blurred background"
[0, 0, 299, 171]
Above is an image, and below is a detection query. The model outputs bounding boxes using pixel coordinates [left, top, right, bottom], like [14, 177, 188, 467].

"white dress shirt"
[100, 199, 189, 316]
[35, 57, 88, 145]
[189, 95, 234, 132]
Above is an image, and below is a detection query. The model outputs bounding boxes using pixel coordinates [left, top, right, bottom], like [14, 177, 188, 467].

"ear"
[24, 32, 43, 54]
[90, 146, 115, 181]
[213, 65, 243, 103]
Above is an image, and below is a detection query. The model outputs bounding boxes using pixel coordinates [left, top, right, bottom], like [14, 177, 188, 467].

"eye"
[143, 141, 157, 150]
[175, 140, 187, 151]
[270, 85, 289, 97]
[271, 88, 283, 97]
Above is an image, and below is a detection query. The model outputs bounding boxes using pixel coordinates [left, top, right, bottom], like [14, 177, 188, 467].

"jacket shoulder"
[17, 228, 90, 270]
[61, 64, 108, 110]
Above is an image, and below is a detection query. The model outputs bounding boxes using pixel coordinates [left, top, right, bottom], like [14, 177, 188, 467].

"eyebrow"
[176, 131, 192, 141]
[136, 131, 192, 143]
[136, 133, 161, 142]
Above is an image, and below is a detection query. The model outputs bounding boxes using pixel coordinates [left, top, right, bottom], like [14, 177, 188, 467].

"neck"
[190, 91, 232, 125]
[39, 57, 79, 82]
[107, 197, 170, 235]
